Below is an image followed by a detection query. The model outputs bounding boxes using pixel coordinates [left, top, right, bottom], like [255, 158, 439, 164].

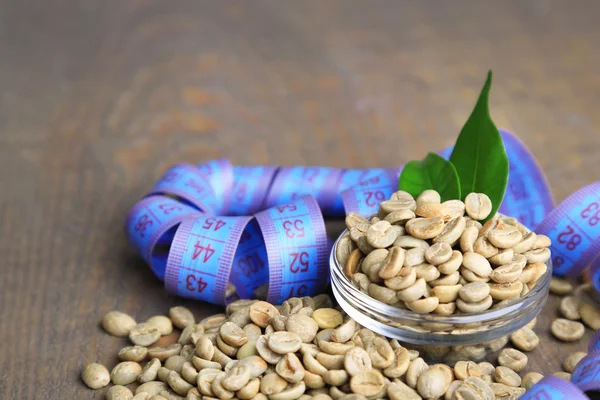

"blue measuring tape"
[127, 129, 600, 303]
[571, 350, 600, 395]
[519, 377, 589, 400]
[536, 182, 600, 277]
[590, 330, 600, 353]
[339, 168, 400, 217]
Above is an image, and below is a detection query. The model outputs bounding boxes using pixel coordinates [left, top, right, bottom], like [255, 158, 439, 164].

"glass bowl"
[330, 229, 551, 359]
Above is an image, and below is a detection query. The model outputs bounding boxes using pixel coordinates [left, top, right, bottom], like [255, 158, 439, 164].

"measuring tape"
[571, 350, 600, 395]
[590, 330, 600, 353]
[127, 129, 600, 301]
[519, 377, 590, 400]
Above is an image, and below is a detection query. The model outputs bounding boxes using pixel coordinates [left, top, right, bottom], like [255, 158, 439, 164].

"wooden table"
[2, 1, 600, 398]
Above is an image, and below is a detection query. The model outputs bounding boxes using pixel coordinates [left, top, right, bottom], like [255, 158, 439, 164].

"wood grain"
[1, 1, 600, 398]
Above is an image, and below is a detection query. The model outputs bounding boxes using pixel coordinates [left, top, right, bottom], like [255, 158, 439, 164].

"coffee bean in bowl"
[330, 189, 551, 347]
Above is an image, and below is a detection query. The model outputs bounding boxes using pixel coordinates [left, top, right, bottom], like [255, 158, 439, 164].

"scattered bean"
[579, 301, 600, 330]
[169, 306, 195, 329]
[268, 331, 302, 354]
[276, 353, 305, 383]
[349, 370, 385, 397]
[406, 358, 428, 389]
[498, 348, 527, 372]
[147, 316, 174, 336]
[106, 385, 134, 400]
[490, 382, 526, 399]
[260, 372, 288, 395]
[164, 355, 187, 374]
[509, 327, 539, 352]
[139, 358, 161, 383]
[560, 296, 581, 320]
[494, 366, 521, 387]
[551, 318, 585, 342]
[417, 365, 451, 399]
[521, 372, 544, 390]
[148, 344, 182, 361]
[563, 352, 587, 373]
[167, 370, 193, 396]
[444, 380, 461, 400]
[136, 382, 168, 396]
[130, 323, 161, 347]
[111, 361, 142, 385]
[454, 361, 481, 380]
[312, 308, 344, 329]
[383, 347, 410, 378]
[249, 301, 280, 328]
[388, 381, 422, 400]
[286, 314, 319, 343]
[119, 345, 148, 362]
[103, 311, 137, 337]
[180, 361, 198, 385]
[81, 363, 110, 389]
[220, 322, 248, 347]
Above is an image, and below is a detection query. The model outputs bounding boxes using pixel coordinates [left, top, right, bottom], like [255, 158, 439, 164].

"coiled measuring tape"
[126, 129, 600, 305]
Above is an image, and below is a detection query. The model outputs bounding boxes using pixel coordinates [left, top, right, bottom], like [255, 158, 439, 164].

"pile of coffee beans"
[337, 190, 552, 315]
[83, 283, 600, 400]
[83, 294, 580, 400]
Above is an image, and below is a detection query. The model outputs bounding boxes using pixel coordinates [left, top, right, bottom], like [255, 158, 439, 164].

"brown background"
[1, 1, 600, 398]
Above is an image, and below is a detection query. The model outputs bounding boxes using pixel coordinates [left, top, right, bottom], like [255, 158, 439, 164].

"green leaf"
[399, 152, 461, 202]
[449, 70, 509, 221]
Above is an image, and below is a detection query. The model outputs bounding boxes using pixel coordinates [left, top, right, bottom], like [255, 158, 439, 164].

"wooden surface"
[2, 1, 600, 398]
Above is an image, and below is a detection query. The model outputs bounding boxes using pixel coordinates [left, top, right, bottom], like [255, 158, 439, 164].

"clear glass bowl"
[330, 229, 551, 358]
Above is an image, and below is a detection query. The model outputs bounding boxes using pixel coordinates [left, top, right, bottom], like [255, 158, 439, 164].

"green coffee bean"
[494, 366, 521, 387]
[111, 361, 142, 385]
[551, 318, 585, 341]
[136, 381, 168, 396]
[148, 343, 182, 361]
[509, 327, 539, 352]
[521, 372, 544, 390]
[138, 358, 161, 383]
[349, 370, 385, 397]
[579, 301, 600, 330]
[130, 323, 161, 347]
[146, 315, 174, 336]
[464, 193, 492, 221]
[169, 306, 195, 329]
[497, 348, 528, 372]
[560, 296, 581, 320]
[563, 352, 587, 373]
[81, 363, 110, 389]
[118, 345, 148, 362]
[416, 365, 451, 399]
[102, 311, 137, 337]
[106, 385, 134, 400]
